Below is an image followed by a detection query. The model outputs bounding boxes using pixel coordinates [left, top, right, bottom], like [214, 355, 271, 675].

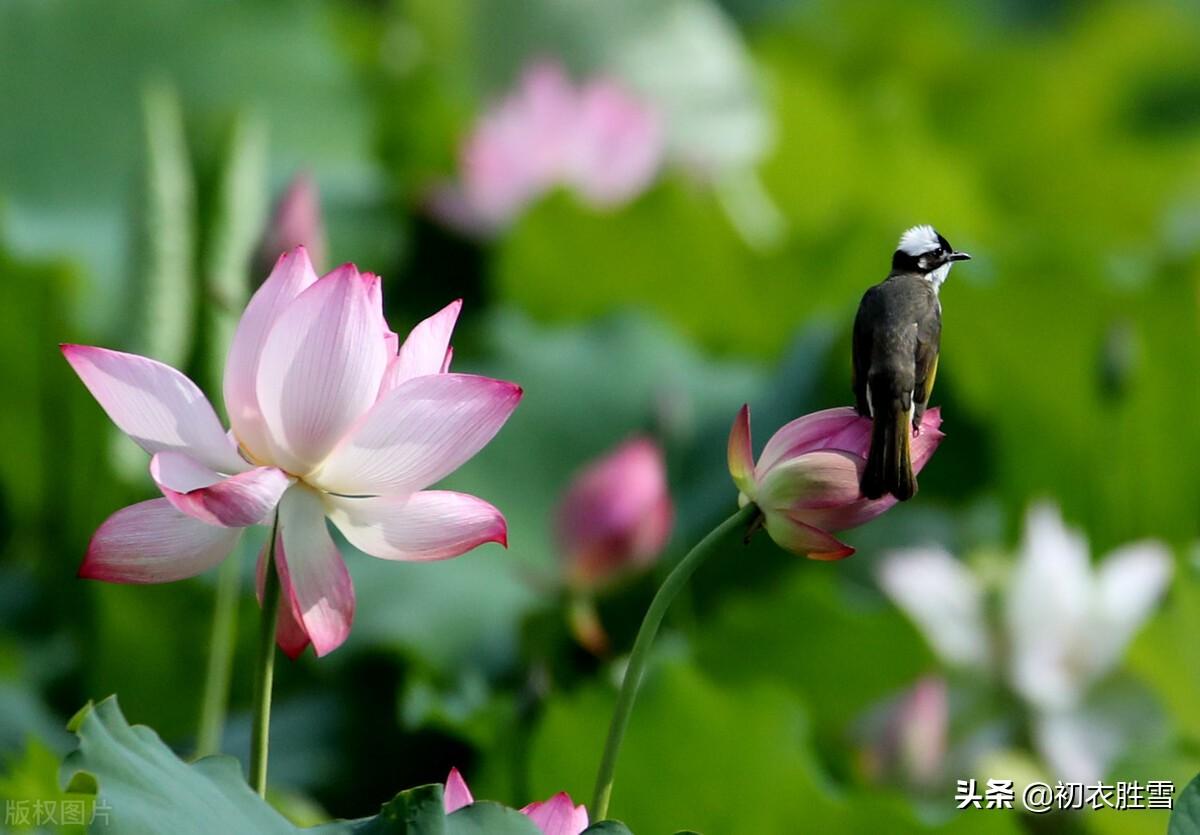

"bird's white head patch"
[898, 224, 941, 256]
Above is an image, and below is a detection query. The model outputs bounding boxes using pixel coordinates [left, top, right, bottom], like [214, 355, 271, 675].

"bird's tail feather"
[861, 404, 915, 501]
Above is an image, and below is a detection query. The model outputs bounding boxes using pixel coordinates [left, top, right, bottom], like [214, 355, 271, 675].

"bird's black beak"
[948, 251, 972, 262]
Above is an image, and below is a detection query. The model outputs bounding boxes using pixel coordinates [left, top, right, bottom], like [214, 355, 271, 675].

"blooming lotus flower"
[555, 436, 673, 590]
[65, 247, 522, 657]
[727, 405, 943, 559]
[877, 503, 1172, 782]
[430, 60, 664, 234]
[443, 768, 589, 835]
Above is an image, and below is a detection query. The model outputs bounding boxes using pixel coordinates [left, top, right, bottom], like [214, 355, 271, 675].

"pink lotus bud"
[443, 769, 589, 835]
[860, 676, 948, 789]
[555, 436, 673, 590]
[259, 173, 327, 274]
[728, 405, 943, 559]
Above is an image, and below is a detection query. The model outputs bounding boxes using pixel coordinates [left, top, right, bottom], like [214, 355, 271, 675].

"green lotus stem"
[590, 503, 757, 820]
[195, 556, 241, 757]
[248, 513, 281, 797]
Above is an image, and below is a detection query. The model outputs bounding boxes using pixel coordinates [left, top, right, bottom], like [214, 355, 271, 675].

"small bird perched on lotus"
[853, 225, 970, 500]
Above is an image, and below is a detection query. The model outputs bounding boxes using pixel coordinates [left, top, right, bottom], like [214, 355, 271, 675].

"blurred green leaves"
[528, 659, 1021, 834]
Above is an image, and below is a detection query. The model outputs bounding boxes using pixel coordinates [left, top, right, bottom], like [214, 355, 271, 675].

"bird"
[853, 225, 970, 500]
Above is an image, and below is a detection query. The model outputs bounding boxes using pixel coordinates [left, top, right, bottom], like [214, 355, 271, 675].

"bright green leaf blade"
[59, 696, 296, 835]
[200, 111, 268, 395]
[136, 81, 195, 370]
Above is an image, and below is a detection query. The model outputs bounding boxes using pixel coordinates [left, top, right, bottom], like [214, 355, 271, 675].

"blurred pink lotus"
[443, 768, 589, 835]
[258, 173, 327, 274]
[556, 436, 673, 590]
[431, 61, 664, 234]
[65, 247, 521, 657]
[862, 676, 948, 790]
[728, 405, 943, 559]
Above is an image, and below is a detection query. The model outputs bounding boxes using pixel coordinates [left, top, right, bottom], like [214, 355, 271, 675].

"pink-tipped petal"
[255, 265, 391, 473]
[443, 768, 475, 813]
[62, 345, 245, 474]
[379, 300, 463, 395]
[326, 491, 507, 561]
[311, 373, 523, 496]
[727, 405, 756, 497]
[763, 513, 855, 561]
[223, 247, 321, 463]
[80, 498, 240, 583]
[256, 536, 311, 659]
[275, 485, 355, 657]
[150, 451, 290, 528]
[756, 407, 865, 477]
[520, 793, 589, 835]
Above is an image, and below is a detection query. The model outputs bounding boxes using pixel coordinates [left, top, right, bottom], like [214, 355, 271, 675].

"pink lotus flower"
[727, 405, 943, 559]
[258, 173, 327, 274]
[431, 60, 664, 234]
[555, 436, 673, 590]
[64, 247, 522, 657]
[443, 768, 588, 835]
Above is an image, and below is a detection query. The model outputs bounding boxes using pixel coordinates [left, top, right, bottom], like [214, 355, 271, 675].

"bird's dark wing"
[852, 286, 880, 416]
[913, 305, 942, 413]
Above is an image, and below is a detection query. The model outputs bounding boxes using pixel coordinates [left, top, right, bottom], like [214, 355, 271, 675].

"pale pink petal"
[379, 300, 463, 395]
[763, 512, 854, 561]
[361, 271, 400, 357]
[80, 498, 240, 583]
[443, 768, 475, 813]
[756, 449, 865, 514]
[256, 537, 311, 659]
[62, 345, 245, 474]
[311, 373, 522, 496]
[223, 247, 320, 463]
[150, 451, 290, 528]
[458, 62, 576, 226]
[756, 407, 864, 477]
[520, 793, 589, 835]
[274, 485, 355, 657]
[325, 491, 506, 561]
[255, 265, 390, 473]
[727, 405, 756, 497]
[568, 79, 663, 207]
